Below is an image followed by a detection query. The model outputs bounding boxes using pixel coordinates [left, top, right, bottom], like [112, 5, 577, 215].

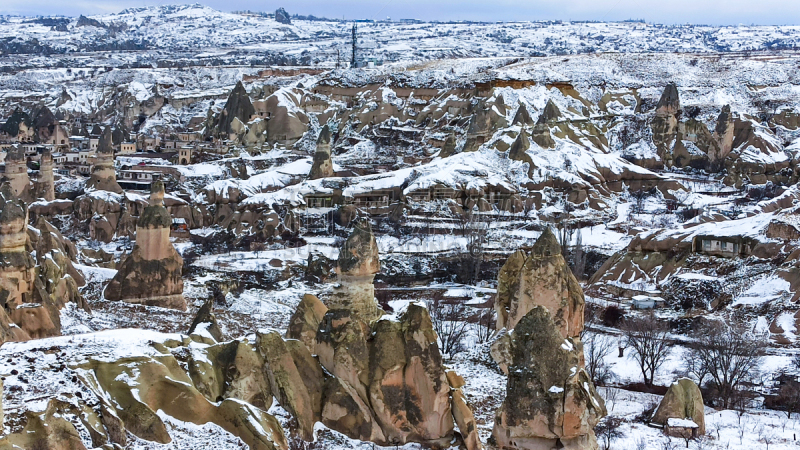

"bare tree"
[623, 314, 672, 387]
[471, 307, 495, 345]
[736, 416, 748, 444]
[572, 227, 587, 280]
[594, 416, 624, 450]
[602, 387, 620, 413]
[584, 331, 615, 386]
[757, 424, 775, 450]
[426, 294, 471, 358]
[686, 321, 766, 409]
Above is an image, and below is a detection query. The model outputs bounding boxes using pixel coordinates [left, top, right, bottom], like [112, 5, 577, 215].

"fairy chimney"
[309, 125, 334, 179]
[104, 181, 186, 310]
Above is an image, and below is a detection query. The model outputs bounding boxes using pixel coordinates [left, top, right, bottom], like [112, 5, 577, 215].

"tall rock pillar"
[86, 127, 123, 193]
[492, 229, 606, 450]
[309, 125, 334, 179]
[328, 218, 381, 320]
[104, 181, 186, 310]
[2, 146, 30, 199]
[37, 148, 55, 201]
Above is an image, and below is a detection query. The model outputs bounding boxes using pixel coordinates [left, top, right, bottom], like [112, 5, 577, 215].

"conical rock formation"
[492, 228, 605, 449]
[309, 125, 334, 179]
[104, 181, 186, 310]
[85, 127, 123, 194]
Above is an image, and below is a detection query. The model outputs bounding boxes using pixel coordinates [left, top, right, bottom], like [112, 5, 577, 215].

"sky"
[1, 0, 800, 26]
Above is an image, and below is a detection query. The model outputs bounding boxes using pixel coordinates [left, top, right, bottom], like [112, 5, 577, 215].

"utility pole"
[351, 24, 357, 68]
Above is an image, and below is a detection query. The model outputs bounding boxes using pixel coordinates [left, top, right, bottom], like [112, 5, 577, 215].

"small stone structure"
[104, 181, 186, 310]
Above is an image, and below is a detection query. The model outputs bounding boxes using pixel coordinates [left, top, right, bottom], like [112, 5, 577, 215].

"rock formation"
[711, 105, 735, 162]
[463, 99, 507, 152]
[508, 129, 536, 176]
[0, 183, 85, 343]
[36, 147, 55, 201]
[189, 298, 224, 343]
[494, 227, 585, 335]
[0, 331, 288, 450]
[439, 132, 458, 158]
[275, 7, 291, 24]
[492, 306, 606, 450]
[652, 378, 705, 435]
[531, 100, 560, 148]
[215, 81, 256, 139]
[1, 145, 30, 199]
[266, 222, 482, 450]
[104, 181, 186, 310]
[492, 228, 605, 450]
[513, 103, 534, 127]
[309, 125, 334, 179]
[651, 83, 680, 165]
[85, 127, 123, 194]
[328, 218, 381, 320]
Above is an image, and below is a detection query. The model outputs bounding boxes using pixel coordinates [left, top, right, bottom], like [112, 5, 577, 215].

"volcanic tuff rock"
[494, 227, 585, 337]
[309, 125, 334, 179]
[492, 228, 605, 449]
[439, 132, 458, 158]
[36, 148, 55, 201]
[275, 7, 291, 24]
[0, 331, 288, 450]
[652, 378, 705, 435]
[0, 184, 85, 343]
[85, 127, 123, 194]
[259, 223, 481, 449]
[513, 103, 534, 126]
[492, 306, 606, 450]
[1, 146, 30, 200]
[104, 181, 186, 310]
[286, 293, 328, 353]
[214, 81, 255, 139]
[328, 218, 382, 320]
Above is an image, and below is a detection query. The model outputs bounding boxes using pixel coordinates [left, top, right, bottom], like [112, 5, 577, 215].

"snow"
[733, 275, 791, 306]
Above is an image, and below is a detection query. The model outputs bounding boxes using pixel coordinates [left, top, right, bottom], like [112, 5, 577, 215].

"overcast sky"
[2, 0, 799, 26]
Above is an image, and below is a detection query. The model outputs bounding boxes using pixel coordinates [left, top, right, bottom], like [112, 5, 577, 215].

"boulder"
[652, 378, 705, 435]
